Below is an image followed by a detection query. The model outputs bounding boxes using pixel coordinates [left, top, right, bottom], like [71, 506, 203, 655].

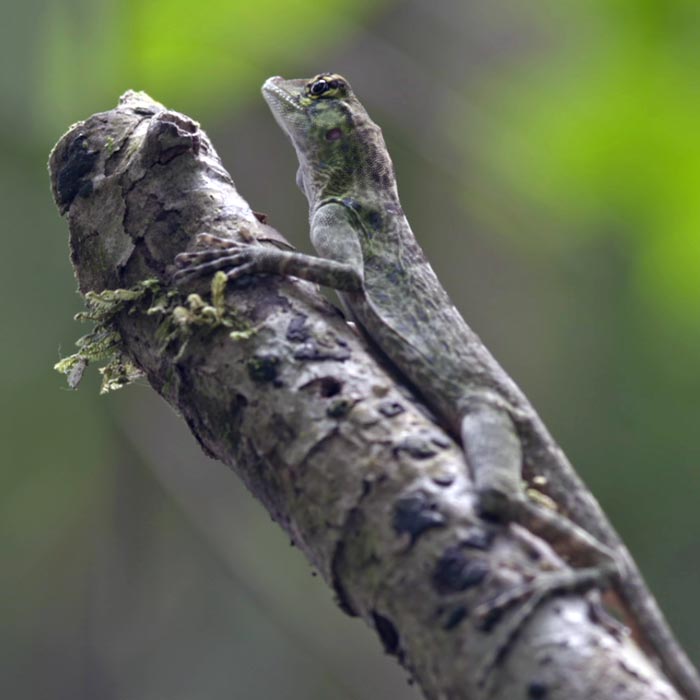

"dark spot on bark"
[527, 547, 542, 562]
[301, 376, 343, 397]
[293, 342, 351, 361]
[378, 400, 404, 417]
[433, 545, 489, 594]
[327, 399, 352, 418]
[430, 433, 451, 448]
[360, 478, 373, 498]
[247, 355, 280, 383]
[395, 435, 438, 459]
[229, 393, 248, 434]
[286, 313, 310, 342]
[432, 474, 455, 487]
[528, 681, 549, 699]
[393, 491, 446, 544]
[461, 527, 495, 551]
[477, 604, 504, 633]
[251, 285, 292, 321]
[319, 377, 342, 397]
[330, 540, 358, 617]
[54, 133, 99, 213]
[443, 606, 468, 630]
[371, 611, 400, 656]
[368, 210, 382, 231]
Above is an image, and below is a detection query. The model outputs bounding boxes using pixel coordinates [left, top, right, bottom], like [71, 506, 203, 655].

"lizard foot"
[173, 237, 262, 284]
[474, 565, 615, 689]
[174, 234, 246, 265]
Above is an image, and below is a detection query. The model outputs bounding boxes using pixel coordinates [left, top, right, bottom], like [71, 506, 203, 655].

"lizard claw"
[225, 261, 258, 281]
[175, 247, 246, 267]
[195, 232, 239, 248]
[173, 231, 254, 282]
[173, 250, 253, 283]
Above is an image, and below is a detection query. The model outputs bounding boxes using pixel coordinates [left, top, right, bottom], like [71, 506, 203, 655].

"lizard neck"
[315, 191, 407, 244]
[307, 174, 401, 213]
[300, 121, 402, 213]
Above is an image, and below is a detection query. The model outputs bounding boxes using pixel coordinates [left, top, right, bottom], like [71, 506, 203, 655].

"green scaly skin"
[174, 73, 700, 699]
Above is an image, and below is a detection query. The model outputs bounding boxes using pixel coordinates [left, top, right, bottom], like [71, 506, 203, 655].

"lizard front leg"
[174, 205, 365, 293]
[173, 233, 363, 292]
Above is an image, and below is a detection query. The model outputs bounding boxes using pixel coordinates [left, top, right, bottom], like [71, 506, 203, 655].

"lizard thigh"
[459, 395, 524, 519]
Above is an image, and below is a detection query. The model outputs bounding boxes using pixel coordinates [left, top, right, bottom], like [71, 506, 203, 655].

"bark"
[48, 91, 678, 700]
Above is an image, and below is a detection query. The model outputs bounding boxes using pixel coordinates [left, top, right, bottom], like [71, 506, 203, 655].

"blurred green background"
[3, 1, 700, 698]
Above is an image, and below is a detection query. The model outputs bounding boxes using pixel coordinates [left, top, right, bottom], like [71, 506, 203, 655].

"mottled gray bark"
[48, 92, 677, 700]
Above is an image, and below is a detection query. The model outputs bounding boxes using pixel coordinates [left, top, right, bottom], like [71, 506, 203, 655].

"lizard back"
[335, 195, 526, 433]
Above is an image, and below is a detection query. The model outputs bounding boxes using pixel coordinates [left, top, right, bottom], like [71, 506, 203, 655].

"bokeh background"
[3, 1, 700, 698]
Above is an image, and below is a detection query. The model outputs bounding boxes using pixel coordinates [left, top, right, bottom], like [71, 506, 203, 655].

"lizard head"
[262, 73, 398, 205]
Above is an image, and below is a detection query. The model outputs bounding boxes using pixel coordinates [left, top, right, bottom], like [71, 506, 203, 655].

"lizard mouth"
[262, 77, 303, 113]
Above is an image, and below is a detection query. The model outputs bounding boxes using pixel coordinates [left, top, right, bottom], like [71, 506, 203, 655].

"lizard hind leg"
[460, 399, 622, 682]
[459, 396, 620, 569]
[475, 564, 615, 691]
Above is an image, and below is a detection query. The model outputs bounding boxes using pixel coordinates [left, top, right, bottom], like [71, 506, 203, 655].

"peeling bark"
[49, 92, 679, 700]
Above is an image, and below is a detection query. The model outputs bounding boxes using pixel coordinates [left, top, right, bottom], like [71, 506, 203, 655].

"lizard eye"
[325, 127, 343, 141]
[306, 74, 348, 99]
[310, 79, 329, 96]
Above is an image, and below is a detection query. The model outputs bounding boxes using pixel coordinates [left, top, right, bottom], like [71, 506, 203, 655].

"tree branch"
[48, 91, 677, 700]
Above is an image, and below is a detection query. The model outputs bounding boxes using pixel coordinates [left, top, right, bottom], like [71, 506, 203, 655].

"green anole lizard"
[174, 73, 700, 699]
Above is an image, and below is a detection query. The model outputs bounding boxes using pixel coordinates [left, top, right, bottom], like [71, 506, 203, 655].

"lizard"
[173, 72, 700, 699]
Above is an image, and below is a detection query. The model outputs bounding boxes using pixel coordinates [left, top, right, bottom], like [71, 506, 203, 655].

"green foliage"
[470, 0, 700, 321]
[35, 0, 382, 133]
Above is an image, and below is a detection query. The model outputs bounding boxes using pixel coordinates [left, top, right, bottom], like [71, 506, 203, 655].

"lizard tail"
[617, 550, 700, 700]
